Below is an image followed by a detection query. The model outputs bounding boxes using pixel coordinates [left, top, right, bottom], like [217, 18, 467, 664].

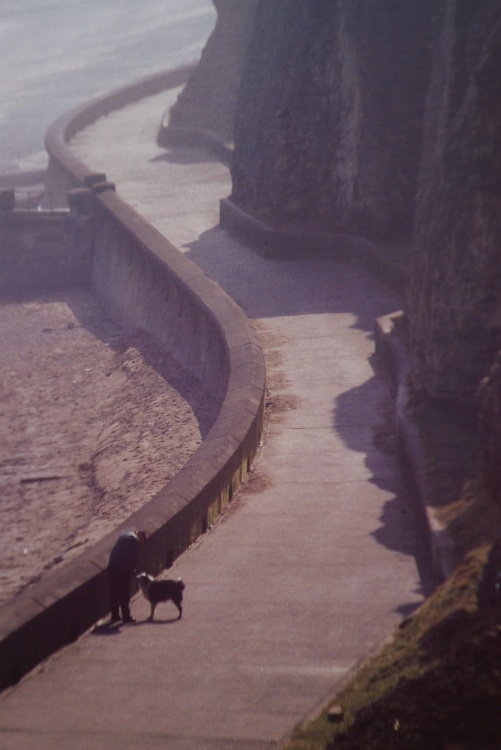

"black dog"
[137, 573, 185, 621]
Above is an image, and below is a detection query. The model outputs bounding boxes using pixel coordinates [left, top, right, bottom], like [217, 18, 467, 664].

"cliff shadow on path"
[334, 368, 436, 612]
[150, 146, 221, 168]
[185, 223, 435, 610]
[184, 224, 398, 322]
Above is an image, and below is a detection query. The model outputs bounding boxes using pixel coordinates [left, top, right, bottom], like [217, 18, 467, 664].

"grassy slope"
[285, 398, 501, 750]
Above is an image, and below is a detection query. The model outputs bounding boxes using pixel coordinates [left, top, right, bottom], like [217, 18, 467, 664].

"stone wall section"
[0, 210, 93, 294]
[0, 69, 265, 691]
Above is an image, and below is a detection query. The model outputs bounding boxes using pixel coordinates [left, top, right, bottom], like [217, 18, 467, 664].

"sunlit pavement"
[0, 88, 433, 750]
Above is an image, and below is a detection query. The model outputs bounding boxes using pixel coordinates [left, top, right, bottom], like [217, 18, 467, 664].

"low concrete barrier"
[158, 123, 233, 166]
[44, 66, 195, 200]
[0, 169, 47, 189]
[220, 197, 407, 293]
[0, 68, 265, 691]
[0, 210, 92, 294]
[375, 312, 453, 584]
[218, 197, 444, 584]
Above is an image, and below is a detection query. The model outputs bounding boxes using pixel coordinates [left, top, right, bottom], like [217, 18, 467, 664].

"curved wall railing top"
[0, 66, 266, 692]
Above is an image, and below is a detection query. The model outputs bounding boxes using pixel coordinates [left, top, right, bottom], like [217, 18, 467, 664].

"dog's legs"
[175, 602, 182, 620]
[148, 603, 156, 621]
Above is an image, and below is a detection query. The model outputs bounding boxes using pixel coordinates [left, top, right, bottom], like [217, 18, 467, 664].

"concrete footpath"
[0, 89, 433, 749]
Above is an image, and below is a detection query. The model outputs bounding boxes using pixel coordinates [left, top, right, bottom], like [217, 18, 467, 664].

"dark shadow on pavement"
[396, 599, 427, 619]
[133, 617, 181, 626]
[334, 374, 435, 600]
[184, 225, 401, 326]
[150, 148, 219, 167]
[186, 222, 434, 600]
[91, 622, 122, 636]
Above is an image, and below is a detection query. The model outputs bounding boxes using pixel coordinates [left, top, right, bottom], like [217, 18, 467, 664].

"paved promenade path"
[0, 89, 433, 749]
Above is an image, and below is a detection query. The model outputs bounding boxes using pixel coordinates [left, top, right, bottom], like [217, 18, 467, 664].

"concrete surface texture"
[0, 89, 433, 749]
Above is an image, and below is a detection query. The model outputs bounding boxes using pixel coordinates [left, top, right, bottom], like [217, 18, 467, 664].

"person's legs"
[109, 566, 121, 621]
[109, 567, 131, 621]
[119, 578, 132, 621]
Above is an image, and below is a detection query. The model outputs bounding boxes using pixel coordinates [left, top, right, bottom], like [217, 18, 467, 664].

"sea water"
[0, 0, 216, 174]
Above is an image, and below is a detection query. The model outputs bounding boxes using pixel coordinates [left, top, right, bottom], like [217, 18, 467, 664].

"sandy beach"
[0, 288, 219, 606]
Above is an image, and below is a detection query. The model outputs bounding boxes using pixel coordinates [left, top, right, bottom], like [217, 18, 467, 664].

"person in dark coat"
[108, 529, 147, 623]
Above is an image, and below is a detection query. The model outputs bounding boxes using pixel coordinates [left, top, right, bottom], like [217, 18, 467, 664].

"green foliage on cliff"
[287, 542, 501, 750]
[285, 400, 501, 750]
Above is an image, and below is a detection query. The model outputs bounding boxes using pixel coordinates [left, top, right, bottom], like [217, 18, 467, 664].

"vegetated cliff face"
[227, 0, 501, 406]
[171, 0, 501, 413]
[230, 0, 434, 241]
[479, 353, 501, 507]
[166, 0, 258, 143]
[407, 0, 501, 403]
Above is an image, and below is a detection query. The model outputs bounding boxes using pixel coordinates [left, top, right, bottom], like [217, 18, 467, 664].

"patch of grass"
[287, 545, 501, 750]
[284, 396, 501, 750]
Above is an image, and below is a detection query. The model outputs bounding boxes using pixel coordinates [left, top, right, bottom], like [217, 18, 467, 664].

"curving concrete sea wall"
[0, 67, 265, 691]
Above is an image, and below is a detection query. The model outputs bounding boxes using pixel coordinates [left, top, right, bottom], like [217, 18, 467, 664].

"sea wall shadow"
[2, 286, 221, 439]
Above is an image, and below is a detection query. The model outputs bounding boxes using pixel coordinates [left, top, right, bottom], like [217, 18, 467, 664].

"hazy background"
[0, 0, 216, 174]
